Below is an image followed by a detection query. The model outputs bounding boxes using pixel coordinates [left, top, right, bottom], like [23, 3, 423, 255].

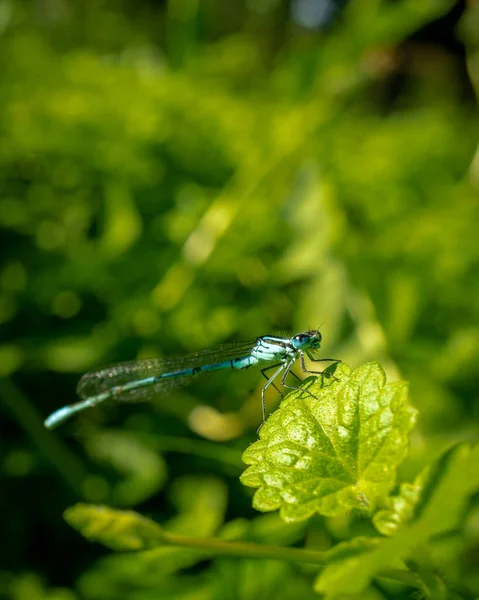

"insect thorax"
[251, 337, 295, 362]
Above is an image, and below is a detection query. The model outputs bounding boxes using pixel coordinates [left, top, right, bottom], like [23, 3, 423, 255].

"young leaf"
[374, 442, 479, 536]
[64, 504, 166, 551]
[241, 362, 417, 521]
[373, 469, 428, 536]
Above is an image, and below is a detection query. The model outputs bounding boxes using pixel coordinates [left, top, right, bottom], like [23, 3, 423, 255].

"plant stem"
[160, 531, 421, 588]
[162, 531, 327, 564]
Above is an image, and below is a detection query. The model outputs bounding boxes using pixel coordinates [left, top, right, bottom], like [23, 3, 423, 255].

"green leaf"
[373, 469, 428, 536]
[409, 442, 479, 535]
[73, 476, 229, 599]
[64, 504, 166, 551]
[374, 442, 479, 536]
[407, 561, 449, 600]
[166, 475, 228, 536]
[241, 362, 417, 521]
[65, 476, 228, 554]
[315, 528, 418, 597]
[315, 442, 479, 597]
[324, 536, 382, 564]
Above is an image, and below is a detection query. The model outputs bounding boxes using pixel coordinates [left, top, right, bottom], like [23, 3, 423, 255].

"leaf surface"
[241, 362, 417, 521]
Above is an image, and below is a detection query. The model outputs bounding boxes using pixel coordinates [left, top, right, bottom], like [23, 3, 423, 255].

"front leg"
[300, 353, 340, 379]
[308, 355, 342, 364]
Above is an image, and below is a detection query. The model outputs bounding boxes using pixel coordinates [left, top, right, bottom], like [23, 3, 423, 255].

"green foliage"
[64, 504, 167, 551]
[2, 0, 479, 599]
[377, 443, 479, 538]
[241, 363, 417, 521]
[315, 442, 479, 598]
[74, 476, 229, 600]
[83, 430, 168, 506]
[62, 367, 478, 599]
[372, 471, 426, 536]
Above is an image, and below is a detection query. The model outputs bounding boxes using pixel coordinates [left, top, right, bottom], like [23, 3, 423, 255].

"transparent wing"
[76, 340, 258, 404]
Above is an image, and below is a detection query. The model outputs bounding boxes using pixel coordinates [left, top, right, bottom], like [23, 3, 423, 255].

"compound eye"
[295, 334, 307, 342]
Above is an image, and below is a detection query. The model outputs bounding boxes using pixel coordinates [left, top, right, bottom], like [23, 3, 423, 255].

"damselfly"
[44, 329, 339, 429]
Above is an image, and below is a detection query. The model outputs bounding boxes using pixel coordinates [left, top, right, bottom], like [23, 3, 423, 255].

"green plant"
[64, 364, 478, 599]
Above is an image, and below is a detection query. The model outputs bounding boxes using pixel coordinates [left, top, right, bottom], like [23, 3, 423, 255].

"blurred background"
[1, 0, 478, 598]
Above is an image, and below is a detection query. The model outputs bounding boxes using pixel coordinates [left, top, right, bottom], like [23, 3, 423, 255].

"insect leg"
[260, 362, 287, 424]
[300, 353, 340, 379]
[261, 363, 284, 398]
[280, 357, 317, 399]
